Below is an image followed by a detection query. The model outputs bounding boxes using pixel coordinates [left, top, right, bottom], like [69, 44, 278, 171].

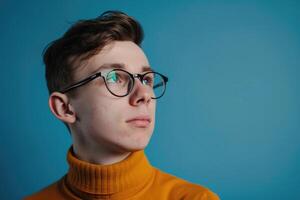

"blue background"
[1, 1, 299, 199]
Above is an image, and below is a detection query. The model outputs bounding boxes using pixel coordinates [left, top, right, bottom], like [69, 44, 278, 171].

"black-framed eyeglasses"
[59, 69, 169, 99]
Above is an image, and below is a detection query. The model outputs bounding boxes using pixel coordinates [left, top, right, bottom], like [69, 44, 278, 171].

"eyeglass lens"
[105, 69, 166, 98]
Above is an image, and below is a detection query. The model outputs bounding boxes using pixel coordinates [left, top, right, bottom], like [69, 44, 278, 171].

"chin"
[112, 126, 154, 152]
[120, 136, 151, 152]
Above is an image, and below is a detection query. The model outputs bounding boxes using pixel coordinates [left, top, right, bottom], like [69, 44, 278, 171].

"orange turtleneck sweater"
[24, 147, 219, 200]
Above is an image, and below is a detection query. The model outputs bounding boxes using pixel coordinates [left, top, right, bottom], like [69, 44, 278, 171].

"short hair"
[43, 10, 144, 132]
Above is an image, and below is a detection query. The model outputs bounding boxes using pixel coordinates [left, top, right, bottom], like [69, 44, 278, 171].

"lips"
[126, 116, 151, 128]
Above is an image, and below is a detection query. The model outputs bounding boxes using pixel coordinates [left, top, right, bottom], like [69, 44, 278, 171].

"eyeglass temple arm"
[60, 72, 102, 93]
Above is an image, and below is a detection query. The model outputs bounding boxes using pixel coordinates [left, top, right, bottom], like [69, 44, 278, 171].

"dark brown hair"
[43, 10, 144, 132]
[44, 10, 144, 95]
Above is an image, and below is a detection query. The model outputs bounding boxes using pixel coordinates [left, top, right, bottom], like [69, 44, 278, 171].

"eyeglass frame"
[59, 68, 169, 99]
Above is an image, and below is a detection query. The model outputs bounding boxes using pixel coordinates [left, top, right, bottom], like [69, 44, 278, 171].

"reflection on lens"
[152, 73, 165, 99]
[106, 70, 133, 97]
[104, 69, 167, 98]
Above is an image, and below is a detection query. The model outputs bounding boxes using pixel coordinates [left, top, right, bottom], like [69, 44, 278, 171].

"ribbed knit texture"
[65, 148, 154, 199]
[24, 147, 220, 200]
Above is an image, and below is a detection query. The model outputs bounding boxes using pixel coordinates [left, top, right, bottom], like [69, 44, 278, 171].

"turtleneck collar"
[65, 147, 155, 199]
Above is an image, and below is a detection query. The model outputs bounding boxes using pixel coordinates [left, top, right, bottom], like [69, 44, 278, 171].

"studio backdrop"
[0, 1, 299, 199]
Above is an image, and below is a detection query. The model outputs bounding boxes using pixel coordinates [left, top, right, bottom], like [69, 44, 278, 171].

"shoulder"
[152, 168, 220, 200]
[23, 177, 65, 200]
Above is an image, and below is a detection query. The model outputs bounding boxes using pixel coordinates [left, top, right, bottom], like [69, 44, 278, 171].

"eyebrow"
[92, 63, 154, 74]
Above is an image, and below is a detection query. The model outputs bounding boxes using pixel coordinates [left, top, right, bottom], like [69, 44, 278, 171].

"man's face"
[69, 41, 156, 153]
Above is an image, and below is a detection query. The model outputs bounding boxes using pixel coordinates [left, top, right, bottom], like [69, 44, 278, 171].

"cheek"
[88, 102, 123, 128]
[81, 105, 121, 143]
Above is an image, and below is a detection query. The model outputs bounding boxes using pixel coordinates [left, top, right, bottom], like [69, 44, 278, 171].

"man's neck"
[72, 142, 131, 165]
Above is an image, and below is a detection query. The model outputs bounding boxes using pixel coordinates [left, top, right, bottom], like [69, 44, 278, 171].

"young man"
[25, 11, 219, 200]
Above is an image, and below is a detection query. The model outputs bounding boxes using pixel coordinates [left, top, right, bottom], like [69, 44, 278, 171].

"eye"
[106, 70, 129, 85]
[107, 71, 120, 83]
[143, 74, 154, 86]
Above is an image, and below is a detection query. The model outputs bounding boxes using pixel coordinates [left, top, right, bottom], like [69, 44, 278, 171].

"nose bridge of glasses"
[133, 73, 144, 84]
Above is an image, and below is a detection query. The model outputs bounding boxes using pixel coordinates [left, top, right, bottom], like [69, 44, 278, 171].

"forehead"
[75, 41, 150, 79]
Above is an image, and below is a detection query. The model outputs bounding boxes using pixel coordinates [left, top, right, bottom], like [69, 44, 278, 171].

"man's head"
[44, 11, 167, 156]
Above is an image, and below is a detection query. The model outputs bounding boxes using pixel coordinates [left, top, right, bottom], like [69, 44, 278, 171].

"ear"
[48, 92, 76, 124]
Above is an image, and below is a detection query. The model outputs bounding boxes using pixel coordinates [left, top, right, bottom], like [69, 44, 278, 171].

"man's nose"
[129, 77, 152, 106]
